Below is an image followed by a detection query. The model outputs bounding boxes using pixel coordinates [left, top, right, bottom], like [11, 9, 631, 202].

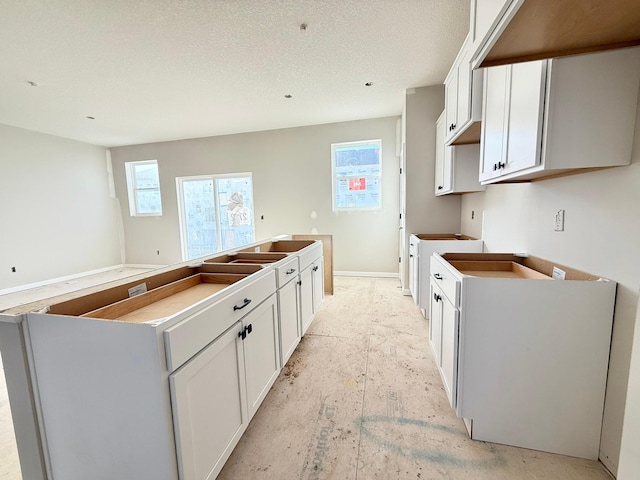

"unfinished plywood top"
[479, 0, 640, 68]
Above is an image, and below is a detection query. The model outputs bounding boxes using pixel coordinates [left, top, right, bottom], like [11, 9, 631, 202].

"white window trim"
[176, 172, 255, 261]
[331, 139, 382, 212]
[125, 159, 162, 217]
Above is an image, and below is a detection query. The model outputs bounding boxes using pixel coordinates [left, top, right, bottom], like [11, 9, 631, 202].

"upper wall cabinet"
[436, 111, 485, 195]
[470, 0, 640, 68]
[479, 47, 640, 184]
[444, 34, 484, 146]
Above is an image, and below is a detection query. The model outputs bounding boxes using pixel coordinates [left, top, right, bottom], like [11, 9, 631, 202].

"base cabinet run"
[0, 238, 324, 480]
[428, 252, 616, 460]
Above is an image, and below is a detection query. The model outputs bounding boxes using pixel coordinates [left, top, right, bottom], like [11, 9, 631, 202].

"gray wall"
[110, 117, 400, 274]
[460, 96, 640, 476]
[0, 124, 121, 290]
[401, 85, 462, 290]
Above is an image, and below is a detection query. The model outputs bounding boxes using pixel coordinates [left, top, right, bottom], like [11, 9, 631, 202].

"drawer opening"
[240, 239, 314, 253]
[79, 273, 250, 323]
[415, 233, 478, 241]
[449, 261, 551, 280]
[204, 252, 288, 264]
[441, 253, 601, 281]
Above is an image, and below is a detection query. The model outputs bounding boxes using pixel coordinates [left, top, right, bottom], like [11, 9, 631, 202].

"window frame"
[176, 172, 255, 261]
[124, 159, 163, 217]
[331, 139, 382, 212]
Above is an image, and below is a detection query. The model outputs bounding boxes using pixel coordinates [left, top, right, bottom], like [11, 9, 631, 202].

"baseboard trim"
[334, 271, 399, 278]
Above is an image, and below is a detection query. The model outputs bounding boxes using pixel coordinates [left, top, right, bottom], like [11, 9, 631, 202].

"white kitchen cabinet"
[444, 35, 484, 145]
[429, 252, 617, 460]
[469, 0, 515, 61]
[299, 242, 324, 335]
[435, 111, 485, 195]
[277, 276, 300, 366]
[409, 234, 483, 316]
[242, 294, 280, 418]
[276, 256, 301, 366]
[480, 47, 640, 183]
[408, 239, 419, 304]
[170, 323, 248, 480]
[0, 237, 323, 480]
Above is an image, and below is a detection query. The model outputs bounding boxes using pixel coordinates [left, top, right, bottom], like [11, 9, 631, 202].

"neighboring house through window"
[176, 173, 255, 261]
[331, 139, 382, 211]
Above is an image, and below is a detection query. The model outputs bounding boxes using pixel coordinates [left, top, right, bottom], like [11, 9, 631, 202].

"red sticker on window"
[349, 178, 366, 190]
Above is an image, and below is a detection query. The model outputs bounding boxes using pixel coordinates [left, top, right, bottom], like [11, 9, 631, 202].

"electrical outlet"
[555, 210, 565, 231]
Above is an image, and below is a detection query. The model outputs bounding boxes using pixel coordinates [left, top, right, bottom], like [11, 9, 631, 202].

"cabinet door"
[455, 47, 473, 129]
[311, 258, 324, 314]
[480, 65, 509, 182]
[436, 113, 454, 195]
[170, 323, 248, 480]
[504, 60, 546, 175]
[278, 279, 300, 366]
[299, 266, 314, 335]
[243, 294, 280, 418]
[444, 71, 459, 142]
[470, 0, 513, 48]
[429, 280, 443, 366]
[408, 240, 419, 304]
[440, 298, 460, 410]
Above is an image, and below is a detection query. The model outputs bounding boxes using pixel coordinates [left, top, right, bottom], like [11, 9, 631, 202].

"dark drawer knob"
[286, 268, 296, 275]
[434, 273, 443, 280]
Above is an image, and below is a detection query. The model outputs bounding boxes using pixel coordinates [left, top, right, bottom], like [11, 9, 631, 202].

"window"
[124, 160, 162, 216]
[177, 173, 255, 261]
[331, 139, 382, 211]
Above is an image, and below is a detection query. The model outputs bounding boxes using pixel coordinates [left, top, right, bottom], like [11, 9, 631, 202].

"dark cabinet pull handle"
[433, 293, 441, 302]
[498, 161, 506, 169]
[434, 273, 443, 280]
[238, 328, 247, 340]
[246, 324, 253, 335]
[410, 254, 414, 258]
[493, 163, 498, 171]
[297, 280, 302, 286]
[286, 268, 296, 275]
[437, 185, 443, 190]
[233, 298, 252, 311]
[313, 265, 319, 272]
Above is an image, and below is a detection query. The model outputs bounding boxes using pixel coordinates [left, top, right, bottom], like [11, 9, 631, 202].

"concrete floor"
[0, 276, 614, 479]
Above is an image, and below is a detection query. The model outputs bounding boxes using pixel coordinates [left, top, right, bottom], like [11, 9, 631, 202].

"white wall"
[401, 85, 462, 290]
[460, 96, 640, 476]
[109, 117, 400, 274]
[0, 124, 122, 290]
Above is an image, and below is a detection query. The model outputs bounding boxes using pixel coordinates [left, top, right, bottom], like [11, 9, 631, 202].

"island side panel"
[25, 313, 178, 480]
[0, 317, 47, 480]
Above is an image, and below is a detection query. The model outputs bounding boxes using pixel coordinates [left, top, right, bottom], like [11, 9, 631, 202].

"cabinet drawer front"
[275, 256, 300, 288]
[165, 271, 277, 372]
[298, 242, 322, 271]
[430, 256, 460, 306]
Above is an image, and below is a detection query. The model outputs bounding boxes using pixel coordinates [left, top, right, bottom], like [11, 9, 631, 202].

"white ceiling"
[0, 0, 469, 147]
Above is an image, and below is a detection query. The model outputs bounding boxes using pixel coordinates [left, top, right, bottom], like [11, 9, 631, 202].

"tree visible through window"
[331, 140, 382, 211]
[177, 173, 255, 260]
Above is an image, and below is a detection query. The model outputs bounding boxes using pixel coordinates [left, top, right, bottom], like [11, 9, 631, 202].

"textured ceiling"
[0, 0, 469, 147]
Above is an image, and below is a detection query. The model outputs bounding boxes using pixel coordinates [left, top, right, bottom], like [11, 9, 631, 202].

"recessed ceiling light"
[284, 94, 292, 99]
[26, 80, 39, 87]
[86, 116, 95, 120]
[365, 82, 374, 87]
